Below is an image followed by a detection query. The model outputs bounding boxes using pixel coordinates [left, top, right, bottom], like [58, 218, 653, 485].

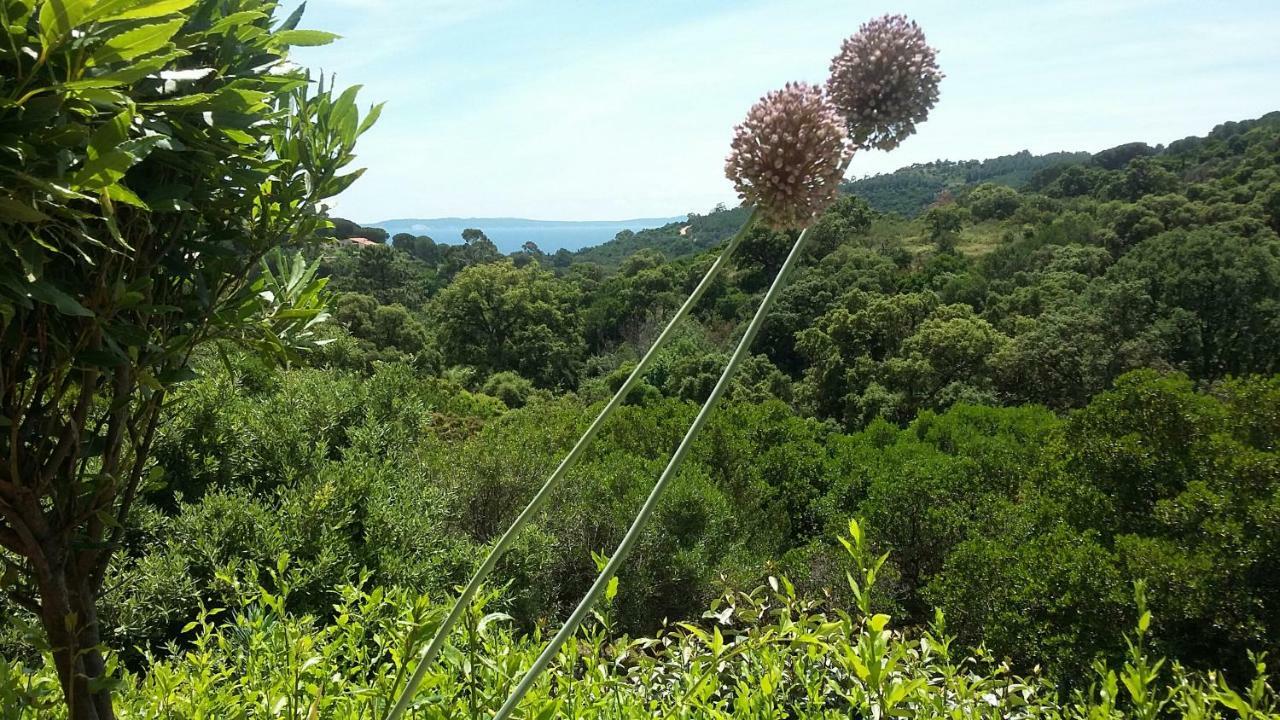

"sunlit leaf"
[37, 0, 90, 51]
[94, 0, 195, 22]
[90, 18, 183, 65]
[272, 29, 338, 47]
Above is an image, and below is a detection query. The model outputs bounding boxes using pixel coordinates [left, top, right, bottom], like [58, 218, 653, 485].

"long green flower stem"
[491, 214, 823, 720]
[383, 208, 759, 720]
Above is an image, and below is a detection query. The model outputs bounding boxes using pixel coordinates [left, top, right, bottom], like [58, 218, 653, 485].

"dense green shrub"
[481, 371, 538, 408]
[920, 372, 1280, 677]
[432, 261, 585, 388]
[7, 525, 1278, 719]
[66, 354, 1278, 685]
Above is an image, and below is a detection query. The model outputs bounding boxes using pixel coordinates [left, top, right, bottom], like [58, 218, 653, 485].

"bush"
[482, 371, 537, 408]
[5, 525, 1278, 719]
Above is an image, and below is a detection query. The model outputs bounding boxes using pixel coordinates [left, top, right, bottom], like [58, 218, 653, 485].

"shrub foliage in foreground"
[4, 523, 1277, 719]
[78, 361, 1279, 682]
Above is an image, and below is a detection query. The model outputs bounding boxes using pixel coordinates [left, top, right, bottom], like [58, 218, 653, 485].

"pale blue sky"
[289, 0, 1280, 223]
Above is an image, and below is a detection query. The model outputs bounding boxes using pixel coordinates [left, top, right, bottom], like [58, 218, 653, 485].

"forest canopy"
[2, 0, 1279, 712]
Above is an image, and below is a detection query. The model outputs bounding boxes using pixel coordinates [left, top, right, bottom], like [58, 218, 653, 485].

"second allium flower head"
[828, 14, 942, 151]
[725, 13, 941, 231]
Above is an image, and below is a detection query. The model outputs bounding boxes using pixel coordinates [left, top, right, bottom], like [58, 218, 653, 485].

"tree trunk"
[36, 547, 115, 720]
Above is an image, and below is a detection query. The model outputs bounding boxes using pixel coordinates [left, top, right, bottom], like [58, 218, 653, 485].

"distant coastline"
[369, 216, 688, 254]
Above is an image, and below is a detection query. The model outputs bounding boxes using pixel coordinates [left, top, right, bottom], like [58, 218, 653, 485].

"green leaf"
[271, 28, 338, 47]
[106, 183, 148, 208]
[276, 1, 305, 31]
[531, 701, 561, 720]
[38, 0, 89, 51]
[208, 87, 270, 112]
[61, 78, 128, 90]
[218, 127, 256, 145]
[139, 92, 214, 108]
[9, 170, 93, 202]
[86, 109, 132, 160]
[22, 278, 93, 316]
[67, 86, 129, 106]
[74, 117, 164, 191]
[90, 18, 182, 65]
[14, 237, 47, 280]
[476, 612, 513, 635]
[93, 0, 195, 22]
[207, 9, 265, 34]
[0, 197, 49, 223]
[327, 168, 365, 195]
[87, 49, 185, 84]
[72, 150, 134, 189]
[3, 0, 35, 29]
[358, 101, 384, 135]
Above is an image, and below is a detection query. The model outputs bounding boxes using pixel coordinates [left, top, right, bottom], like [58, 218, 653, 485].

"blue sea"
[370, 216, 686, 255]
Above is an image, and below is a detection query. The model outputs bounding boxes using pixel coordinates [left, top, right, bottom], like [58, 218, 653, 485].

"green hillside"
[843, 149, 1094, 216]
[570, 204, 751, 267]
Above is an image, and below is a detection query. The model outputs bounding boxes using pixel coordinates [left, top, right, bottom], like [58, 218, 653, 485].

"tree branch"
[91, 391, 162, 590]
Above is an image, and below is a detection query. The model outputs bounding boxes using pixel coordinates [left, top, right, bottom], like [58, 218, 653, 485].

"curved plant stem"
[383, 208, 759, 720]
[491, 206, 828, 720]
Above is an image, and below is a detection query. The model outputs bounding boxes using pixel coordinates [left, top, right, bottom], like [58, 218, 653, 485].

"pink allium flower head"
[725, 82, 850, 230]
[827, 14, 942, 151]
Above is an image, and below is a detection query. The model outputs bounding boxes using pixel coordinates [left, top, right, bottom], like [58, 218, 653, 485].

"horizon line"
[364, 214, 693, 226]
